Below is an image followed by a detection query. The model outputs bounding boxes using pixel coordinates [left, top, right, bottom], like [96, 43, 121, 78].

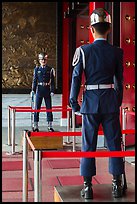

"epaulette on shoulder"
[51, 67, 55, 76]
[72, 46, 86, 69]
[72, 46, 81, 66]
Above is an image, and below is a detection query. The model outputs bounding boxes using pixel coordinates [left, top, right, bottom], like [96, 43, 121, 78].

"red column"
[62, 2, 69, 119]
[120, 2, 135, 146]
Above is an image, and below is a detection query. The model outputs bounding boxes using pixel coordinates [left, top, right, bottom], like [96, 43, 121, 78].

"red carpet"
[2, 161, 31, 171]
[2, 178, 33, 192]
[57, 175, 98, 186]
[46, 177, 60, 186]
[47, 159, 80, 169]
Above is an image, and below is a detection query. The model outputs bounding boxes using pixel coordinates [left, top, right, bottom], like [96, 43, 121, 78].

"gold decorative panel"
[2, 2, 56, 89]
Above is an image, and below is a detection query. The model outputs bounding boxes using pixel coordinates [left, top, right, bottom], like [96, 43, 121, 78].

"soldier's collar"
[94, 38, 107, 41]
[40, 65, 46, 68]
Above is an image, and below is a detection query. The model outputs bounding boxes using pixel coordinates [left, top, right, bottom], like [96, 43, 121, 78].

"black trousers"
[34, 94, 53, 122]
[80, 113, 124, 177]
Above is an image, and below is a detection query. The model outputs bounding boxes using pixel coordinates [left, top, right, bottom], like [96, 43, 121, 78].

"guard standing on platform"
[69, 8, 125, 199]
[31, 52, 55, 132]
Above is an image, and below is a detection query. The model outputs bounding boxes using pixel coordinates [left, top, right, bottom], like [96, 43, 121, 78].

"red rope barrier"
[25, 132, 135, 159]
[41, 150, 135, 158]
[9, 106, 69, 109]
[26, 132, 135, 158]
[29, 129, 135, 137]
[15, 108, 71, 112]
[8, 105, 72, 111]
[30, 131, 82, 137]
[8, 106, 135, 116]
[122, 129, 135, 134]
[9, 106, 33, 109]
[8, 106, 135, 117]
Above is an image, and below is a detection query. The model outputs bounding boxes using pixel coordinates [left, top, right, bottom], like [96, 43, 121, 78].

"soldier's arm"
[50, 68, 55, 94]
[32, 67, 38, 93]
[69, 47, 84, 112]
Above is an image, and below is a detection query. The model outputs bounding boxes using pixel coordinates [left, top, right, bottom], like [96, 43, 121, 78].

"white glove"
[75, 111, 82, 116]
[30, 91, 35, 97]
[50, 92, 54, 97]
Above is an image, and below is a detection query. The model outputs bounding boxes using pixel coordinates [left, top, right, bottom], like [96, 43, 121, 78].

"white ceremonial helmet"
[38, 52, 48, 60]
[38, 53, 45, 60]
[90, 8, 111, 26]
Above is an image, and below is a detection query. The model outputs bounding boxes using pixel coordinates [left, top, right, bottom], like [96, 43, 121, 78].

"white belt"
[38, 82, 50, 86]
[86, 84, 114, 90]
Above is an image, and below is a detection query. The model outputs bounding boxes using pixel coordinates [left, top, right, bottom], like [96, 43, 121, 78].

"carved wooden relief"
[2, 2, 56, 89]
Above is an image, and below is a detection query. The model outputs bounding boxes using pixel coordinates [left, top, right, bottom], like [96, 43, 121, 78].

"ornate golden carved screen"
[2, 2, 56, 90]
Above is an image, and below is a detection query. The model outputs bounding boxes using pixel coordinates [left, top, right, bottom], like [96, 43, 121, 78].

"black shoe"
[121, 174, 127, 195]
[34, 128, 39, 132]
[112, 178, 123, 198]
[81, 176, 93, 199]
[81, 184, 93, 199]
[48, 127, 54, 132]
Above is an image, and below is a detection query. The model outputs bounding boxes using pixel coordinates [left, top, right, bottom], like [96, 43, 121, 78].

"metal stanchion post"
[34, 150, 42, 202]
[8, 106, 11, 146]
[122, 108, 127, 151]
[65, 108, 73, 144]
[66, 108, 70, 143]
[22, 130, 28, 202]
[11, 109, 16, 154]
[38, 151, 42, 202]
[122, 108, 127, 191]
[72, 110, 76, 152]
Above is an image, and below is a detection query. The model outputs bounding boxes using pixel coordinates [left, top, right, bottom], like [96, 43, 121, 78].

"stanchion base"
[131, 161, 135, 166]
[54, 183, 135, 202]
[3, 143, 18, 146]
[63, 142, 73, 145]
[6, 151, 23, 156]
[3, 144, 12, 146]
